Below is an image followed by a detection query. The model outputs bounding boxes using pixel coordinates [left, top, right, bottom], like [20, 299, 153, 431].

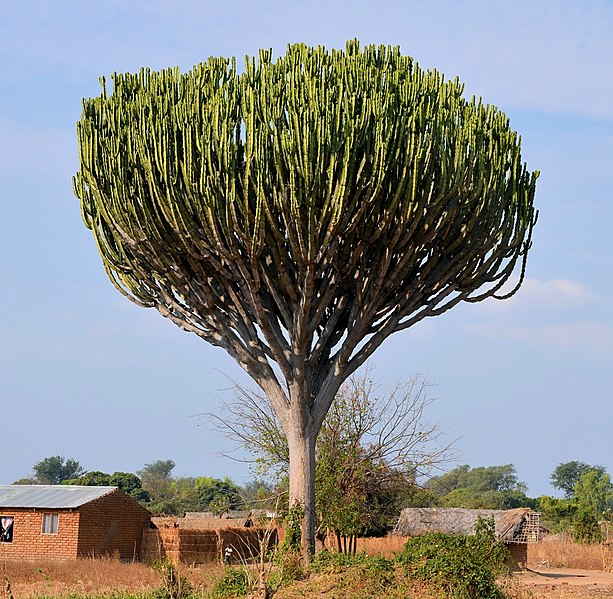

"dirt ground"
[512, 568, 613, 597]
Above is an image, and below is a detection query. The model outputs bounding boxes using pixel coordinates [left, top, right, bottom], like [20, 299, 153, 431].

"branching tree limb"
[210, 369, 456, 547]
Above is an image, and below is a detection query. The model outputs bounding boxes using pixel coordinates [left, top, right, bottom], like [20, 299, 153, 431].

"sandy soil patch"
[510, 568, 613, 597]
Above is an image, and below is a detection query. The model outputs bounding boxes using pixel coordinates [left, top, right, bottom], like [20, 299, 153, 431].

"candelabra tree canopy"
[75, 41, 537, 416]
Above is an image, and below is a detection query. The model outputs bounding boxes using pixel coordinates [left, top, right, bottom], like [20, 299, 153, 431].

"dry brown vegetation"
[2, 556, 161, 598]
[273, 569, 445, 598]
[528, 537, 613, 571]
[317, 533, 408, 557]
[354, 534, 408, 558]
[1, 558, 223, 599]
[3, 537, 613, 599]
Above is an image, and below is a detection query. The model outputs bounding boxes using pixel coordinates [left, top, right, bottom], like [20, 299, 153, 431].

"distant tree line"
[540, 461, 613, 543]
[419, 460, 613, 543]
[421, 463, 535, 510]
[13, 455, 270, 517]
[14, 450, 613, 544]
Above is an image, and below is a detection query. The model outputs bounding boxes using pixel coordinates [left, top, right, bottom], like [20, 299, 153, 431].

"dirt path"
[514, 568, 613, 597]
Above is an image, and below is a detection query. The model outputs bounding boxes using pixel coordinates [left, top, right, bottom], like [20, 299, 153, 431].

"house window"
[0, 516, 14, 543]
[42, 513, 59, 534]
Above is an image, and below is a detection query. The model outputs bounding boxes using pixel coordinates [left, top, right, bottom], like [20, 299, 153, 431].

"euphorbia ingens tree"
[74, 41, 538, 558]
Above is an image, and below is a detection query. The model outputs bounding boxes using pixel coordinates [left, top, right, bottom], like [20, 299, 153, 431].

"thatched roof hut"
[393, 507, 540, 544]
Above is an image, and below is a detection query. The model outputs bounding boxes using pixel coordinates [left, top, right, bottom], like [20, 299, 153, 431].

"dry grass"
[0, 557, 228, 599]
[528, 537, 613, 571]
[320, 534, 408, 558]
[274, 565, 446, 599]
[2, 556, 163, 598]
[173, 563, 226, 596]
[356, 535, 408, 558]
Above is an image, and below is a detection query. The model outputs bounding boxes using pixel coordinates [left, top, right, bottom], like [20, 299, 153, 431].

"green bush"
[150, 560, 194, 599]
[210, 567, 250, 598]
[270, 548, 305, 587]
[572, 507, 602, 544]
[396, 517, 508, 599]
[311, 550, 394, 589]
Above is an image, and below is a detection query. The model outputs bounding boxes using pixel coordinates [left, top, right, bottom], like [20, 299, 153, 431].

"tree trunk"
[287, 424, 317, 562]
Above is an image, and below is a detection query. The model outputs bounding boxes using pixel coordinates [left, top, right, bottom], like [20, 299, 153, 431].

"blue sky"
[1, 0, 612, 497]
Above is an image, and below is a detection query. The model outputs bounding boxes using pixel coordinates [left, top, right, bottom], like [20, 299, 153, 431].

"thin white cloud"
[521, 278, 597, 305]
[483, 277, 597, 312]
[462, 278, 610, 353]
[468, 320, 613, 353]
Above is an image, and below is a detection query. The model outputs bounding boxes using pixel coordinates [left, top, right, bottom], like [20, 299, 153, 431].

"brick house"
[0, 485, 151, 560]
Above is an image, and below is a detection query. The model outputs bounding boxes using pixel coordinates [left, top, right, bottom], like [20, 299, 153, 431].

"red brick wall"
[0, 509, 80, 559]
[506, 542, 528, 570]
[77, 489, 151, 559]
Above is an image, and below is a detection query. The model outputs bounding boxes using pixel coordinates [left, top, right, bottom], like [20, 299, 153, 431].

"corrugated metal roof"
[0, 485, 118, 509]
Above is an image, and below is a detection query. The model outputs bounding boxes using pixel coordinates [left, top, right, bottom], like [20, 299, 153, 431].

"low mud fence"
[141, 525, 278, 564]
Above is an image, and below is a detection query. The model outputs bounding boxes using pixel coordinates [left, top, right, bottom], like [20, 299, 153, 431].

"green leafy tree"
[193, 476, 242, 513]
[539, 469, 613, 542]
[138, 459, 176, 482]
[537, 495, 577, 532]
[426, 464, 526, 495]
[425, 464, 534, 509]
[572, 470, 613, 542]
[74, 41, 538, 557]
[138, 459, 176, 501]
[574, 470, 613, 516]
[109, 471, 150, 501]
[425, 464, 472, 496]
[144, 476, 243, 515]
[146, 475, 195, 515]
[551, 461, 607, 498]
[441, 487, 535, 510]
[122, 464, 244, 515]
[240, 479, 276, 504]
[32, 456, 85, 484]
[63, 470, 111, 486]
[573, 507, 601, 544]
[62, 470, 150, 502]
